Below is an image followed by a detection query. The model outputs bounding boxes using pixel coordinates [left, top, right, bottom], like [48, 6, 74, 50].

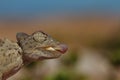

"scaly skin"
[0, 39, 23, 80]
[0, 31, 68, 80]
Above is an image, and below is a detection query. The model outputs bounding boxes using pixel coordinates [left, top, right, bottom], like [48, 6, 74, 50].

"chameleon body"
[0, 31, 67, 80]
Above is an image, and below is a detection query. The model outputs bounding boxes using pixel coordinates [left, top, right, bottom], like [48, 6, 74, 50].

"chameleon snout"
[46, 44, 68, 54]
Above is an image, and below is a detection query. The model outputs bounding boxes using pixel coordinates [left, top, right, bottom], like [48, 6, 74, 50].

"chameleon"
[0, 31, 68, 80]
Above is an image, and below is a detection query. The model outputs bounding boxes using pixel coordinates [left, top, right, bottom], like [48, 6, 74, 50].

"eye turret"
[33, 31, 47, 42]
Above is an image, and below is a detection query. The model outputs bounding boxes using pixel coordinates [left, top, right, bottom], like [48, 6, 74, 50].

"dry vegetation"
[0, 15, 119, 49]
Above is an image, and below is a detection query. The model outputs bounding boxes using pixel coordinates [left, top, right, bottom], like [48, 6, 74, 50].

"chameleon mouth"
[45, 44, 68, 54]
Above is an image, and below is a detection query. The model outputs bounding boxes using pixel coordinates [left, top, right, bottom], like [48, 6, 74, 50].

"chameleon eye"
[33, 32, 47, 42]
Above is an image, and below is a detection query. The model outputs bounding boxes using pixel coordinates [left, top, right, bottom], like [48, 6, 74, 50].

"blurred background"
[0, 0, 120, 80]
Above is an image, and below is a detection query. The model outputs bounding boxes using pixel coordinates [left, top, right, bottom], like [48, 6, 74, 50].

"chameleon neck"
[22, 54, 33, 65]
[22, 54, 43, 65]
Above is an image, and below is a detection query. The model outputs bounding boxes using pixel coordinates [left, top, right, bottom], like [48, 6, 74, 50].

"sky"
[0, 0, 120, 18]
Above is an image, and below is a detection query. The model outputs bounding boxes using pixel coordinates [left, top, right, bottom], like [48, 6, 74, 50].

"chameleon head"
[16, 31, 68, 61]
